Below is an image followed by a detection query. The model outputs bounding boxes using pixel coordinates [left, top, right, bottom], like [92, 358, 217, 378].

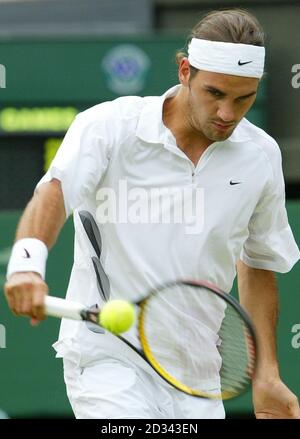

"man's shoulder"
[77, 95, 156, 125]
[241, 118, 281, 163]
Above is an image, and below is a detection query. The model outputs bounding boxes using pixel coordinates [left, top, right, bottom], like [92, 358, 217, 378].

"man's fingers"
[4, 272, 48, 322]
[19, 288, 34, 316]
[287, 396, 300, 418]
[4, 283, 19, 315]
[32, 289, 48, 321]
[11, 287, 24, 315]
[10, 282, 34, 317]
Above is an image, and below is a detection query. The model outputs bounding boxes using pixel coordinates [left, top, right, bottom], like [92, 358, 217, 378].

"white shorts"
[63, 356, 225, 419]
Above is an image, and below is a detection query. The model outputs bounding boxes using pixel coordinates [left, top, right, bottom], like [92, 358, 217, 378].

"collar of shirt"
[135, 84, 251, 146]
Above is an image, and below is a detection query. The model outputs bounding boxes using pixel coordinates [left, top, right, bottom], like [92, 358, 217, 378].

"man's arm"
[237, 260, 300, 418]
[4, 179, 66, 324]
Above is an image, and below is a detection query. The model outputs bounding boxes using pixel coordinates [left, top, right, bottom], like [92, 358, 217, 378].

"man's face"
[181, 65, 260, 142]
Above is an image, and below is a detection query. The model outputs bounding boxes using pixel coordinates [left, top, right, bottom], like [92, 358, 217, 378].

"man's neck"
[162, 92, 213, 166]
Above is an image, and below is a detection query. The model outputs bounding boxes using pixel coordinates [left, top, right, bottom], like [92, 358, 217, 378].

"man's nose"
[216, 102, 235, 123]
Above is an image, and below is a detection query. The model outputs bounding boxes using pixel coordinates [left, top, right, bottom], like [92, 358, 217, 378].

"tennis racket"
[44, 279, 257, 400]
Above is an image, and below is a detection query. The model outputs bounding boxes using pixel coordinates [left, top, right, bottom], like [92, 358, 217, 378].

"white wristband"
[6, 238, 48, 280]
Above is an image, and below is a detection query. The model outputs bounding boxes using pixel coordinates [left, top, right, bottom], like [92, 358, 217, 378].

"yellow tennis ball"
[99, 300, 135, 334]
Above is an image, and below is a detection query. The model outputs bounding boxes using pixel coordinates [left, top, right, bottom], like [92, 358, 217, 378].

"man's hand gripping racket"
[45, 279, 257, 401]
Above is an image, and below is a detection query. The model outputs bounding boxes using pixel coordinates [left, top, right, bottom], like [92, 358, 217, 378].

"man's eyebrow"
[204, 85, 226, 96]
[204, 85, 257, 99]
[237, 90, 257, 99]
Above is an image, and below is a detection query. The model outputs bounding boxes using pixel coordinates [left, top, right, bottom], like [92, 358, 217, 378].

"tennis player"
[5, 9, 300, 419]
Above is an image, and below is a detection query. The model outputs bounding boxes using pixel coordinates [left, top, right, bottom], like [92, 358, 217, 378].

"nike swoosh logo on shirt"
[230, 180, 242, 185]
[238, 60, 253, 66]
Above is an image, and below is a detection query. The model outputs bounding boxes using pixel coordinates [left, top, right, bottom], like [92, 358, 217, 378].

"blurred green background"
[0, 0, 299, 418]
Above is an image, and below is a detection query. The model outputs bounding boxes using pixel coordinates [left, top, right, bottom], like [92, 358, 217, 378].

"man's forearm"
[237, 260, 280, 380]
[5, 179, 66, 321]
[15, 179, 66, 250]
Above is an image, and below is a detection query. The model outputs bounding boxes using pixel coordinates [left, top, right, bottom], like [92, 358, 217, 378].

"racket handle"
[44, 296, 85, 321]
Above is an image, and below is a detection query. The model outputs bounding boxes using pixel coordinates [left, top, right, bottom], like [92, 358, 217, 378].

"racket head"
[137, 279, 257, 400]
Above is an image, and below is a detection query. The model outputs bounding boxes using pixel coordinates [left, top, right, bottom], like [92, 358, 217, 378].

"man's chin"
[206, 126, 236, 142]
[214, 132, 233, 141]
[206, 132, 232, 142]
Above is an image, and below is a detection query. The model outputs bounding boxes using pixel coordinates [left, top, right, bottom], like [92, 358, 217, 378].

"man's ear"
[178, 57, 191, 86]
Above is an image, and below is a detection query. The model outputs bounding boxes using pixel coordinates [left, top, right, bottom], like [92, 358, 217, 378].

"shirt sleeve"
[36, 102, 114, 217]
[240, 144, 300, 273]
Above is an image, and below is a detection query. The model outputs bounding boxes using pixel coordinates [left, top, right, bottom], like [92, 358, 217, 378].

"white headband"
[188, 38, 265, 79]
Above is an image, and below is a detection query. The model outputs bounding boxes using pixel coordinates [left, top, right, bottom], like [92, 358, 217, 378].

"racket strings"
[140, 285, 224, 391]
[139, 284, 256, 399]
[215, 305, 255, 394]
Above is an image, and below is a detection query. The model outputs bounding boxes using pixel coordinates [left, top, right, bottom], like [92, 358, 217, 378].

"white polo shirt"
[37, 85, 299, 379]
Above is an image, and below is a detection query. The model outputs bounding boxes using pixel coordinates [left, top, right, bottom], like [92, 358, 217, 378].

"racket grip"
[44, 296, 85, 321]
